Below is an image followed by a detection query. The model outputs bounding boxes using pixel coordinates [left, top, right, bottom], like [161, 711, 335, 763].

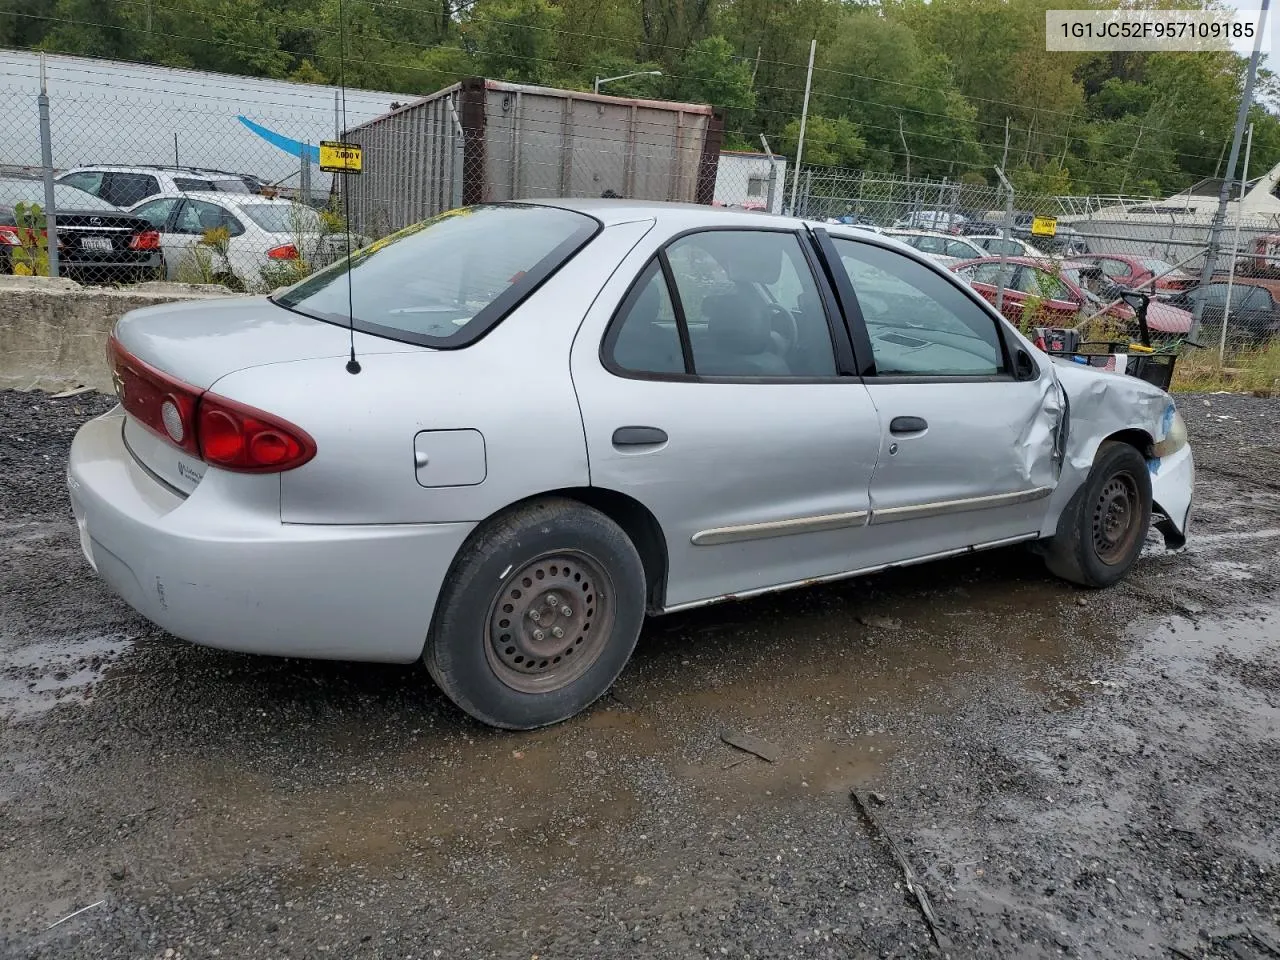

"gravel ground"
[1, 389, 1278, 960]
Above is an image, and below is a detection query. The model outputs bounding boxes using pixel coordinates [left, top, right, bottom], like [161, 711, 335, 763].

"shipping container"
[343, 78, 724, 236]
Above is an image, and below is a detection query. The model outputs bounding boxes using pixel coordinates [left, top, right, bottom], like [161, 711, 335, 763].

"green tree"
[780, 115, 865, 167]
[672, 36, 755, 111]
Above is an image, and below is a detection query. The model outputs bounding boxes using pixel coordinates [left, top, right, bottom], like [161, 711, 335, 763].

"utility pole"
[1191, 0, 1270, 341]
[898, 115, 910, 182]
[789, 39, 816, 216]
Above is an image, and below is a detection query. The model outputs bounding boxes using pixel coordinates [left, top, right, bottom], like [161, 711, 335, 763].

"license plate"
[81, 237, 113, 252]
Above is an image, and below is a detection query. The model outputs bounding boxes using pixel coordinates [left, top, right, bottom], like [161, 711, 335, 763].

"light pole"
[594, 71, 662, 95]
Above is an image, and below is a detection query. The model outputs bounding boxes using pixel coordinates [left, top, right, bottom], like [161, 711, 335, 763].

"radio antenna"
[338, 0, 360, 374]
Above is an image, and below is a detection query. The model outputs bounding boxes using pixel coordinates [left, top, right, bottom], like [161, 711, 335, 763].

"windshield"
[1139, 257, 1185, 276]
[275, 204, 599, 346]
[0, 178, 120, 211]
[240, 202, 321, 233]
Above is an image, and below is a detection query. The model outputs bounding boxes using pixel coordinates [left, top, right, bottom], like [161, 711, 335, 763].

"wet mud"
[1, 389, 1278, 959]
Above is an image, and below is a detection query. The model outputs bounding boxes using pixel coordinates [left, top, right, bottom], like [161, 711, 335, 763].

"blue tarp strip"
[237, 116, 321, 163]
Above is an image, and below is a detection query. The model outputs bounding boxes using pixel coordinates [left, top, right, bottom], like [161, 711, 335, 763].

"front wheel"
[1043, 441, 1152, 588]
[425, 498, 646, 730]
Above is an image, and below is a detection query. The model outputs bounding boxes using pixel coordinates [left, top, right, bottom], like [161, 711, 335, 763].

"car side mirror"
[1014, 347, 1037, 381]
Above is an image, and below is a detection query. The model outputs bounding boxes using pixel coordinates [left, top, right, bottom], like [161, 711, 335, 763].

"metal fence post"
[994, 166, 1015, 316]
[300, 143, 312, 206]
[38, 55, 60, 279]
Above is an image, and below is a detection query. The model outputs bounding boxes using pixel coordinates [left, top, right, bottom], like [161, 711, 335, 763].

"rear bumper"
[67, 408, 475, 662]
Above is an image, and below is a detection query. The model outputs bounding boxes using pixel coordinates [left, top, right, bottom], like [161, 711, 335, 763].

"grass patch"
[1172, 339, 1280, 395]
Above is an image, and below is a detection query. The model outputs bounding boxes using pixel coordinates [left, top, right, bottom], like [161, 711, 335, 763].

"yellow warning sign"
[1030, 215, 1057, 237]
[319, 140, 363, 174]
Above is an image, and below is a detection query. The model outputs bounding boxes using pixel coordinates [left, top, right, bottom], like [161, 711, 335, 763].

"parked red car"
[1068, 253, 1196, 293]
[950, 257, 1193, 334]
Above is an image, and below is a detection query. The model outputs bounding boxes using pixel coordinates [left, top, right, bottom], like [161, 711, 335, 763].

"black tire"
[425, 497, 646, 730]
[1043, 441, 1152, 588]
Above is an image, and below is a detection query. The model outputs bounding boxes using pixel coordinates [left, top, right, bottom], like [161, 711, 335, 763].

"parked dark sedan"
[1165, 277, 1280, 345]
[0, 178, 162, 284]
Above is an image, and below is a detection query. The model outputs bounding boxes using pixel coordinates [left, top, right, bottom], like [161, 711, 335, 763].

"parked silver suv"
[56, 165, 252, 208]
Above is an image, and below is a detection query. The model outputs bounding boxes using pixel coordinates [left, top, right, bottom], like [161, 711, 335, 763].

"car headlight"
[1152, 405, 1188, 458]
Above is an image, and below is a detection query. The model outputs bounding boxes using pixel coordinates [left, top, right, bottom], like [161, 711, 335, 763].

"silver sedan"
[67, 200, 1194, 729]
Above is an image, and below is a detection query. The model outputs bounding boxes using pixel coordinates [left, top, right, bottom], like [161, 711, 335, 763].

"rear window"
[275, 204, 600, 347]
[240, 203, 320, 233]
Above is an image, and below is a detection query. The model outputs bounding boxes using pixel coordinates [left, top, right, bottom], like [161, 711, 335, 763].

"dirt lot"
[1, 389, 1278, 960]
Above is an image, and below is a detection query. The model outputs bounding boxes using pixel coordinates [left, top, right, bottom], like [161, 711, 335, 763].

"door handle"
[889, 416, 928, 435]
[612, 426, 668, 447]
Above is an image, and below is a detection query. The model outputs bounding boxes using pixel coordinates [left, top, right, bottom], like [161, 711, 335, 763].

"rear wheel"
[1043, 441, 1152, 588]
[425, 498, 646, 729]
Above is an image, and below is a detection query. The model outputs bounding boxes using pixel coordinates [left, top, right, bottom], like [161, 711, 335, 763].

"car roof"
[61, 165, 244, 179]
[157, 190, 293, 204]
[529, 198, 810, 229]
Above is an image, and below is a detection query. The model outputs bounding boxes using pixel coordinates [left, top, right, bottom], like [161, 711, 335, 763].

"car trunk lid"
[111, 296, 423, 493]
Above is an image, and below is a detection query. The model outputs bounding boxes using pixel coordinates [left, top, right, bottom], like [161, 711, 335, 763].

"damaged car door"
[823, 234, 1063, 563]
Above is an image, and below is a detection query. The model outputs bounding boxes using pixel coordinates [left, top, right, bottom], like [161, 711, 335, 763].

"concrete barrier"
[0, 276, 236, 392]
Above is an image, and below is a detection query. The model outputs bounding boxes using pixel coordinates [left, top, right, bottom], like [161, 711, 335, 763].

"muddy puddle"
[37, 553, 1146, 897]
[0, 633, 133, 720]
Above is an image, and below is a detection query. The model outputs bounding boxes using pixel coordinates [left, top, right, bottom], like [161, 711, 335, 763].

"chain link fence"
[793, 165, 1280, 378]
[3, 55, 1276, 387]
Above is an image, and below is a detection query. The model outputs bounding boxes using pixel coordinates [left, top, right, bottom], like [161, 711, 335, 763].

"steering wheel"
[766, 303, 799, 353]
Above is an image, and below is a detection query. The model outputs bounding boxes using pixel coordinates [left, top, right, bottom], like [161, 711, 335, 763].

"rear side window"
[172, 178, 212, 192]
[173, 200, 245, 237]
[60, 171, 104, 196]
[276, 204, 599, 347]
[102, 173, 159, 207]
[240, 203, 320, 233]
[605, 230, 837, 379]
[212, 178, 251, 194]
[608, 261, 685, 375]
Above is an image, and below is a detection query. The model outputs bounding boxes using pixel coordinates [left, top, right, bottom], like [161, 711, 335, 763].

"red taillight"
[108, 336, 201, 456]
[0, 226, 20, 246]
[107, 336, 316, 473]
[267, 243, 299, 260]
[129, 229, 162, 251]
[197, 394, 315, 472]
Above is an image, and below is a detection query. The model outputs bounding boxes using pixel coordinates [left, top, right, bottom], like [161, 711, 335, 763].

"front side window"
[173, 200, 245, 237]
[833, 238, 1006, 377]
[277, 204, 599, 347]
[172, 178, 212, 192]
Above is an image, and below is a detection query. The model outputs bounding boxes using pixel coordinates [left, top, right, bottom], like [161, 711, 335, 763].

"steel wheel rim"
[484, 550, 615, 694]
[1092, 471, 1141, 565]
